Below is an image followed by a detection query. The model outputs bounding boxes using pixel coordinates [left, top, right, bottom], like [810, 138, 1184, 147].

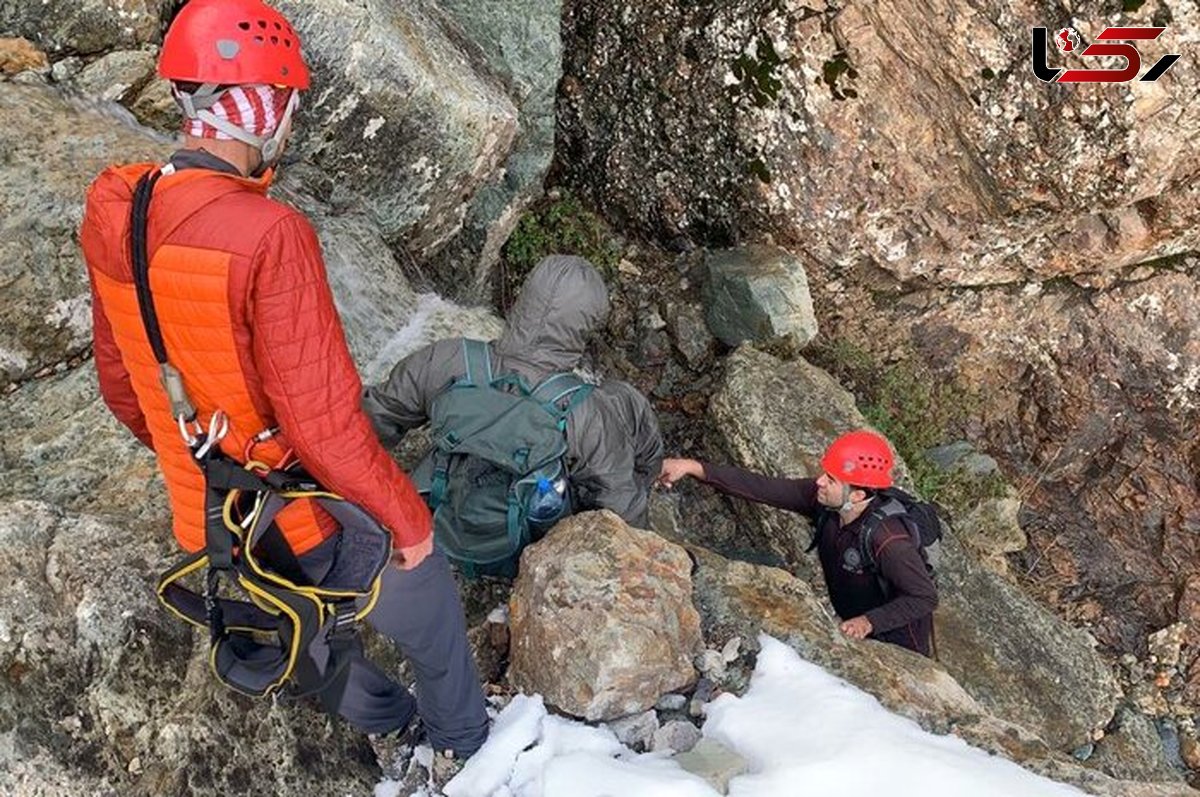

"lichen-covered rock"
[705, 345, 1121, 751]
[508, 510, 703, 720]
[0, 0, 171, 55]
[0, 83, 170, 389]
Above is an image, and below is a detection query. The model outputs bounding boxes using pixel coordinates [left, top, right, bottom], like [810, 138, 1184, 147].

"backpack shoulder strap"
[459, 339, 493, 387]
[807, 508, 831, 553]
[531, 372, 593, 420]
[858, 498, 907, 571]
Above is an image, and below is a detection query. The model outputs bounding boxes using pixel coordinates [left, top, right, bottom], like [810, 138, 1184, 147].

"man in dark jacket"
[658, 430, 938, 656]
[364, 255, 664, 534]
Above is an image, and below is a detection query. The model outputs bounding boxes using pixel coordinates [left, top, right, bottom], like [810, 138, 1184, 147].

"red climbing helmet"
[159, 0, 310, 89]
[821, 430, 895, 489]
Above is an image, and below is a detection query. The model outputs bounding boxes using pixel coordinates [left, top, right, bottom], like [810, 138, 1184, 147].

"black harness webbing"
[130, 167, 391, 709]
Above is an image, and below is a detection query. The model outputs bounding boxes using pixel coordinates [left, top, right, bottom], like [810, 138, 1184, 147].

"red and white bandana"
[183, 84, 294, 141]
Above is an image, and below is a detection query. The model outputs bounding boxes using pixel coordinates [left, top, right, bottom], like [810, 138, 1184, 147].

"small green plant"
[498, 192, 621, 311]
[821, 50, 859, 100]
[810, 338, 1005, 513]
[731, 34, 785, 108]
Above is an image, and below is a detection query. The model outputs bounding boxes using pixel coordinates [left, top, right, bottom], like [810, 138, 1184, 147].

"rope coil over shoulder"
[131, 168, 392, 708]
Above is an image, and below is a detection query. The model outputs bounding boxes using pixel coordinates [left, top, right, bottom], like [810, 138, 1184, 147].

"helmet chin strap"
[174, 84, 299, 173]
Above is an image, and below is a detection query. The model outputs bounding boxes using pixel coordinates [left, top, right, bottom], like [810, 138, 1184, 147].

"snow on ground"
[379, 635, 1086, 797]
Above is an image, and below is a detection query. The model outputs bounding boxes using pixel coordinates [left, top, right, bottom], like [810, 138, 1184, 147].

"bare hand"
[392, 535, 433, 571]
[840, 616, 873, 640]
[656, 458, 704, 489]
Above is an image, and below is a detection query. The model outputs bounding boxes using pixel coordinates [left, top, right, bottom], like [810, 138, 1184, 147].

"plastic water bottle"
[527, 476, 567, 526]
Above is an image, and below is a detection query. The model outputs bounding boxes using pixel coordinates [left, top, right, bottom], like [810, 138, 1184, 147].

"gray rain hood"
[494, 255, 610, 380]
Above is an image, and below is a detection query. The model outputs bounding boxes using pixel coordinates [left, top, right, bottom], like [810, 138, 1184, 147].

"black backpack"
[811, 487, 942, 583]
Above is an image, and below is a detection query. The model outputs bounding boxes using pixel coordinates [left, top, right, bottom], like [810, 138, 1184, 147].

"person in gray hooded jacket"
[363, 255, 664, 529]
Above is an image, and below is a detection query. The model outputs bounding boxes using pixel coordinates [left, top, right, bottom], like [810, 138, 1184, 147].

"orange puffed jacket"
[81, 152, 431, 556]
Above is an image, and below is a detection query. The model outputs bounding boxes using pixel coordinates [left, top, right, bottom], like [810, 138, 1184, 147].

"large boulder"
[508, 510, 703, 721]
[277, 0, 518, 269]
[704, 345, 1122, 752]
[691, 545, 1196, 797]
[702, 244, 818, 349]
[428, 0, 564, 298]
[559, 0, 1200, 283]
[0, 83, 170, 390]
[0, 500, 379, 797]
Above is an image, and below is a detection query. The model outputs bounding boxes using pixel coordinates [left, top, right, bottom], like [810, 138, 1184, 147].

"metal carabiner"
[193, 410, 230, 460]
[178, 414, 203, 448]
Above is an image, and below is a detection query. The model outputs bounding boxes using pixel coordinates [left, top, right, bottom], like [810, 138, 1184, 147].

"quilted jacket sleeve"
[249, 212, 432, 548]
[80, 180, 153, 449]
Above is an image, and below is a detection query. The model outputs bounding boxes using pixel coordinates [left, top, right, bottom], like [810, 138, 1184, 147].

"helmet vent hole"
[284, 38, 292, 47]
[238, 21, 251, 30]
[274, 21, 282, 30]
[270, 35, 279, 44]
[253, 35, 265, 44]
[257, 19, 268, 28]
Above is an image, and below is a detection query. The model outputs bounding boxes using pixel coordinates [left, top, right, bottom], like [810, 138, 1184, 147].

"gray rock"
[1, 1, 170, 55]
[720, 636, 741, 663]
[0, 500, 378, 797]
[702, 245, 817, 349]
[652, 720, 702, 754]
[696, 649, 726, 679]
[508, 511, 702, 721]
[673, 738, 749, 795]
[605, 710, 659, 750]
[926, 441, 1000, 477]
[71, 49, 157, 105]
[128, 77, 180, 133]
[0, 367, 161, 523]
[427, 0, 563, 299]
[954, 493, 1028, 575]
[0, 83, 171, 389]
[656, 693, 687, 712]
[1090, 709, 1185, 784]
[278, 0, 517, 262]
[689, 677, 714, 718]
[667, 301, 716, 368]
[706, 346, 1121, 752]
[49, 56, 83, 84]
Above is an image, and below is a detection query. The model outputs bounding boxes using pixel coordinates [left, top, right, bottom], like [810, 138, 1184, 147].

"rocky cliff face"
[2, 0, 1198, 793]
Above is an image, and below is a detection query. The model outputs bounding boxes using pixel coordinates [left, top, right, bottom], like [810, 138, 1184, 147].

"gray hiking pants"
[300, 540, 489, 755]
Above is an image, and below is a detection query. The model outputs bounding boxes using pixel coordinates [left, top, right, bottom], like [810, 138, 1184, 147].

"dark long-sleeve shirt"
[701, 462, 938, 656]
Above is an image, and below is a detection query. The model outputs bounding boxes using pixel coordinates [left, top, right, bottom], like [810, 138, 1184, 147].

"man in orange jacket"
[80, 0, 488, 766]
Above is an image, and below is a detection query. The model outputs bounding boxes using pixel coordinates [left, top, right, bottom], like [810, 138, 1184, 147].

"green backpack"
[412, 339, 593, 576]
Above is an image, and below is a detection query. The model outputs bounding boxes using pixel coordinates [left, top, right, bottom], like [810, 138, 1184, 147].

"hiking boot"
[427, 747, 466, 793]
[368, 719, 424, 781]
